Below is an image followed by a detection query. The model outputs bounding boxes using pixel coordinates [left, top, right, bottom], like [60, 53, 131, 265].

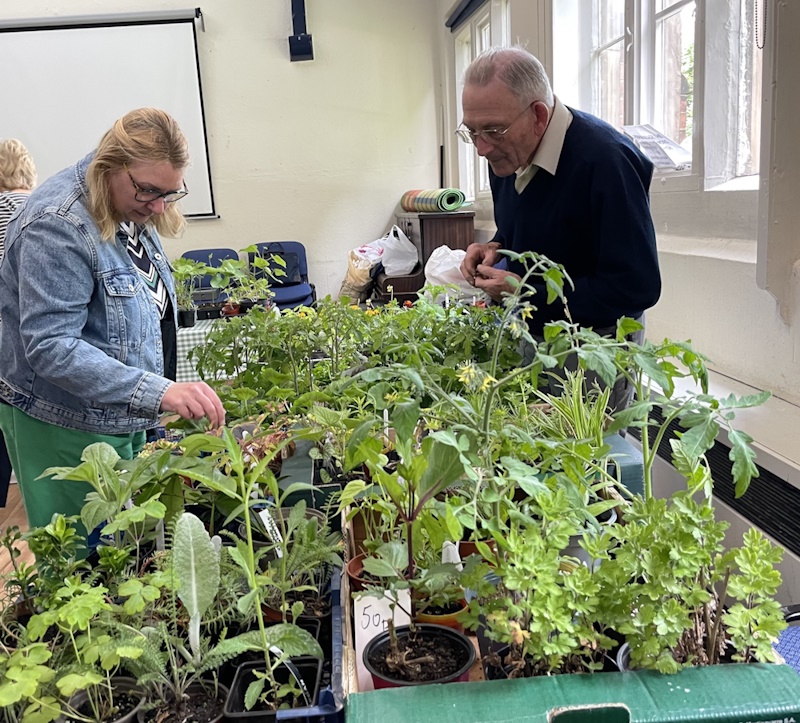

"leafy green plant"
[596, 491, 786, 673]
[23, 577, 146, 723]
[22, 516, 89, 613]
[120, 511, 301, 719]
[460, 487, 616, 677]
[208, 247, 280, 308]
[42, 444, 167, 568]
[170, 256, 210, 311]
[0, 526, 37, 625]
[342, 400, 471, 620]
[0, 642, 58, 723]
[261, 505, 343, 621]
[171, 430, 323, 712]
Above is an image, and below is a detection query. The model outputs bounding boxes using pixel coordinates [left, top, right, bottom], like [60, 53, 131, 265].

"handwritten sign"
[353, 589, 410, 691]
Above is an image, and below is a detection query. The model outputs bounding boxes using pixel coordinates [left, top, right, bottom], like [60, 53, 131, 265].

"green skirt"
[0, 404, 145, 534]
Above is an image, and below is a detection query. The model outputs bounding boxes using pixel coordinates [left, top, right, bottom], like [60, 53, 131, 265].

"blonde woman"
[0, 109, 225, 538]
[0, 138, 37, 261]
[0, 139, 37, 507]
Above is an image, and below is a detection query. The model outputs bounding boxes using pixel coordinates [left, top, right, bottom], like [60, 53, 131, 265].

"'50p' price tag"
[353, 589, 410, 692]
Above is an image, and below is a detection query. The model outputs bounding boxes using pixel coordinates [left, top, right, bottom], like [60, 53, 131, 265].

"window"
[453, 1, 510, 200]
[554, 0, 762, 188]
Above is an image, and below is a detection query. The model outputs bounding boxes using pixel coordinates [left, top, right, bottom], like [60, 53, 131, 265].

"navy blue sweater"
[491, 108, 661, 334]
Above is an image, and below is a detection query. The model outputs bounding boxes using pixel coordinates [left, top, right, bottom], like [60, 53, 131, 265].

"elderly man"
[458, 46, 660, 409]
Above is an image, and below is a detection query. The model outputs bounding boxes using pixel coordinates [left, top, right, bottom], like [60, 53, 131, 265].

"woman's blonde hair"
[86, 108, 189, 240]
[0, 139, 37, 192]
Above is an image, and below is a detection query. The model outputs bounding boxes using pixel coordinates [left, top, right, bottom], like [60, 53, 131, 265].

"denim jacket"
[0, 153, 177, 433]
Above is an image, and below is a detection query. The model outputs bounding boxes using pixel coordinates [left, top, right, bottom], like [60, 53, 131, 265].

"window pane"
[455, 28, 475, 199]
[656, 0, 688, 11]
[594, 40, 625, 128]
[654, 3, 695, 150]
[737, 0, 762, 177]
[595, 0, 625, 46]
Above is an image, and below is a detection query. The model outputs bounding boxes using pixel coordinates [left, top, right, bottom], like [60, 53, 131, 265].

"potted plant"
[119, 511, 300, 723]
[171, 256, 210, 328]
[339, 401, 479, 686]
[208, 250, 276, 316]
[170, 429, 326, 716]
[459, 484, 618, 679]
[22, 576, 148, 723]
[596, 489, 786, 673]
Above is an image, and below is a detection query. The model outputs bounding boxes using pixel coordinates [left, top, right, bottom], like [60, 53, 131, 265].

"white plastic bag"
[379, 225, 418, 276]
[352, 243, 384, 266]
[424, 246, 489, 303]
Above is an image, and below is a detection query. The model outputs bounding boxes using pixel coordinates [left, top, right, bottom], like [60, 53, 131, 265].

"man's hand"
[460, 241, 503, 286]
[472, 264, 521, 303]
[161, 381, 226, 429]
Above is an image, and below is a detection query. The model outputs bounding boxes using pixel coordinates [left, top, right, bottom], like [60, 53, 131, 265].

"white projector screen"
[0, 15, 215, 217]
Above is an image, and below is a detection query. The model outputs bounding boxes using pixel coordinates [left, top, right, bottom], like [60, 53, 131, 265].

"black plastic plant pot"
[61, 677, 145, 723]
[223, 657, 322, 721]
[363, 623, 476, 689]
[177, 308, 197, 328]
[137, 682, 228, 723]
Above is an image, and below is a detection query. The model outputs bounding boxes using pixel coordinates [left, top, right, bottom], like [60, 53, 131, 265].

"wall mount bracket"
[288, 0, 313, 61]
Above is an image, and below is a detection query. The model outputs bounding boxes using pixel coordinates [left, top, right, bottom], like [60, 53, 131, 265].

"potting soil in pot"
[367, 627, 471, 683]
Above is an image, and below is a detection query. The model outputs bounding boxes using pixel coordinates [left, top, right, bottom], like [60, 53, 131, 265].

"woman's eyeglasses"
[127, 169, 188, 204]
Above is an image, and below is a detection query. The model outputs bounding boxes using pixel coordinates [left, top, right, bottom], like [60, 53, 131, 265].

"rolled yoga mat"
[400, 188, 467, 213]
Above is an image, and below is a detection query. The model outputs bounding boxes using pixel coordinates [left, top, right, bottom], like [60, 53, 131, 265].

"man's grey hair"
[464, 46, 554, 108]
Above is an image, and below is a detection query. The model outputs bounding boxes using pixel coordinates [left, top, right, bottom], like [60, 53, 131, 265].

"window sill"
[708, 175, 759, 193]
[657, 234, 755, 263]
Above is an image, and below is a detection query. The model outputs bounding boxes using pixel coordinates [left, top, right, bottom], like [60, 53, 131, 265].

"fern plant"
[261, 505, 342, 621]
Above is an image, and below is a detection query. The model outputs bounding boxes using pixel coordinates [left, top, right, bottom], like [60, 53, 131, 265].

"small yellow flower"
[457, 363, 478, 385]
[480, 374, 497, 392]
[521, 306, 533, 320]
[509, 319, 524, 339]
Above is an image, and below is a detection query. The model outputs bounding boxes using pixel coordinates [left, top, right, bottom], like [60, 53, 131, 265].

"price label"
[353, 589, 410, 691]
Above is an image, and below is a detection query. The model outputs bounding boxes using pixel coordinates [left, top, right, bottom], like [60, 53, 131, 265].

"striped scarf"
[119, 222, 168, 320]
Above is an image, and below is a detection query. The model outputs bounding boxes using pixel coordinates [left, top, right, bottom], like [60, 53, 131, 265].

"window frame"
[452, 0, 510, 203]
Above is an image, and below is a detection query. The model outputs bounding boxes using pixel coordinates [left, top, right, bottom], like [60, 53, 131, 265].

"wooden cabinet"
[374, 211, 475, 303]
[395, 210, 475, 264]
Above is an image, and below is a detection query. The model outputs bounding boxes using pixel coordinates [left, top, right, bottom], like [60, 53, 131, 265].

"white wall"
[1, 0, 441, 299]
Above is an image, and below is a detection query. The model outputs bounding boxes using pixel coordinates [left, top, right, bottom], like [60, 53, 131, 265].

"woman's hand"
[161, 381, 226, 428]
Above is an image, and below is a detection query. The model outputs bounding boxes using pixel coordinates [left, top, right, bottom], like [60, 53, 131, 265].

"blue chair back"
[181, 247, 239, 302]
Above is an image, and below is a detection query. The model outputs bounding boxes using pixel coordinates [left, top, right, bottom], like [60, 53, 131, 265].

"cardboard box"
[346, 662, 800, 722]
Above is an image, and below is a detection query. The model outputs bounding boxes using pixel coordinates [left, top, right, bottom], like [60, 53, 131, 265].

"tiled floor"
[0, 484, 33, 574]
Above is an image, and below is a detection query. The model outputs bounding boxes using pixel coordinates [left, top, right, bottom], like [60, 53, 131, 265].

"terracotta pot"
[415, 598, 468, 633]
[458, 539, 496, 561]
[345, 552, 369, 592]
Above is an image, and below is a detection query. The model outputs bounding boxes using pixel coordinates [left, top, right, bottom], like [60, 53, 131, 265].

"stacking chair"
[247, 241, 316, 310]
[181, 247, 239, 306]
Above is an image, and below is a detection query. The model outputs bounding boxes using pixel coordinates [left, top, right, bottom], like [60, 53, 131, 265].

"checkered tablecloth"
[176, 318, 219, 382]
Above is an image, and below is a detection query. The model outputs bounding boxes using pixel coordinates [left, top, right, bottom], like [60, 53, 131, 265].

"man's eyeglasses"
[127, 169, 188, 204]
[455, 105, 531, 145]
